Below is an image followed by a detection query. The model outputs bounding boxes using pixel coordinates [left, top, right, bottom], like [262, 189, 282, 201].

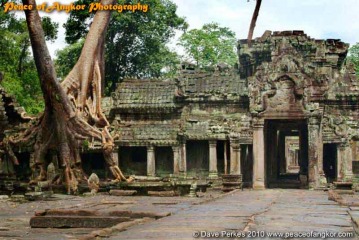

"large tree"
[4, 0, 129, 194]
[178, 22, 237, 68]
[59, 0, 187, 93]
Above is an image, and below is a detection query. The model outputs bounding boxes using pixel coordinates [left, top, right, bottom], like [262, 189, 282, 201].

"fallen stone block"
[0, 195, 9, 200]
[10, 195, 25, 202]
[25, 191, 52, 201]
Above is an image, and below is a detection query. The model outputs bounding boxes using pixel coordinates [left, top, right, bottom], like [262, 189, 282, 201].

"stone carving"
[247, 41, 312, 115]
[87, 173, 100, 195]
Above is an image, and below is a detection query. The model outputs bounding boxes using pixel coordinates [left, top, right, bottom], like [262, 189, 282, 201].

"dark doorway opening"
[155, 147, 173, 177]
[119, 147, 147, 176]
[265, 119, 308, 188]
[81, 152, 107, 179]
[323, 144, 337, 183]
[186, 140, 209, 177]
[241, 144, 253, 188]
[14, 152, 31, 181]
[217, 140, 226, 174]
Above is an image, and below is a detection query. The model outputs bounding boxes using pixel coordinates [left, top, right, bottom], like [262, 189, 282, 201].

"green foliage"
[55, 39, 84, 80]
[0, 11, 57, 114]
[42, 17, 59, 42]
[178, 22, 238, 68]
[61, 0, 187, 93]
[348, 42, 359, 76]
[82, 139, 90, 150]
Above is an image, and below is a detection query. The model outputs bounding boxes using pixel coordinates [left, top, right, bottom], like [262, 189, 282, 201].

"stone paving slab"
[0, 193, 208, 240]
[110, 190, 356, 240]
[0, 190, 357, 239]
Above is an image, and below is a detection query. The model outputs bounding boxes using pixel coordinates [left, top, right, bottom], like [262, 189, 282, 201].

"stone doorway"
[323, 144, 337, 183]
[155, 147, 173, 177]
[81, 152, 107, 179]
[265, 120, 308, 188]
[186, 140, 209, 177]
[119, 147, 147, 176]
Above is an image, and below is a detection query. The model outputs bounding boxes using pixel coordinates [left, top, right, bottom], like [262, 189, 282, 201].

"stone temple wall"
[1, 31, 358, 189]
[105, 30, 358, 189]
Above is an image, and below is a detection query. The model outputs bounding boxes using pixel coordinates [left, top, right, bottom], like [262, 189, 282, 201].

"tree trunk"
[247, 0, 262, 47]
[4, 0, 129, 194]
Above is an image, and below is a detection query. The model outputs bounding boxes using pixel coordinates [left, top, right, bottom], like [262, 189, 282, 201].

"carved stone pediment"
[248, 43, 313, 117]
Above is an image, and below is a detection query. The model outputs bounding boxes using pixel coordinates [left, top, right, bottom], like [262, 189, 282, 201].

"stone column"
[147, 146, 155, 177]
[308, 117, 325, 189]
[209, 140, 218, 178]
[337, 143, 345, 180]
[230, 140, 241, 175]
[345, 142, 354, 181]
[338, 142, 353, 181]
[179, 141, 187, 177]
[253, 119, 265, 189]
[172, 146, 180, 175]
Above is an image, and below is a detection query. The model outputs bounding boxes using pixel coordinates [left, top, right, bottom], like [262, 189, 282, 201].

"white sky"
[31, 0, 359, 58]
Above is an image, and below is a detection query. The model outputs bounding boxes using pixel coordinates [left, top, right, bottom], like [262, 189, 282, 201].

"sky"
[32, 0, 359, 58]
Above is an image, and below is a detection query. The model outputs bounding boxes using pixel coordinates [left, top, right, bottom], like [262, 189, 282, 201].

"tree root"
[1, 0, 130, 194]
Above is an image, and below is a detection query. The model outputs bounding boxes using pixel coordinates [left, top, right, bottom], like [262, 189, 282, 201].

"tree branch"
[247, 0, 262, 47]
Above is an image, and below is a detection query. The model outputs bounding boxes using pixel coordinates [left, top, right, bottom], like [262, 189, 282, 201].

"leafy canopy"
[0, 10, 58, 114]
[58, 0, 187, 93]
[178, 22, 238, 68]
[348, 42, 359, 76]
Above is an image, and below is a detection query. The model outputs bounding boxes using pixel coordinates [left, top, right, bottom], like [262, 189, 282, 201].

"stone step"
[148, 190, 177, 197]
[335, 189, 355, 195]
[334, 181, 353, 190]
[222, 187, 241, 192]
[222, 182, 243, 186]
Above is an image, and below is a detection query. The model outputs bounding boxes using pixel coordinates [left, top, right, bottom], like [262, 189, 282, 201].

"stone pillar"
[147, 146, 155, 177]
[308, 117, 325, 189]
[337, 143, 344, 180]
[209, 140, 218, 178]
[179, 141, 187, 177]
[230, 140, 241, 175]
[345, 142, 354, 181]
[338, 142, 353, 181]
[253, 119, 265, 189]
[172, 146, 180, 175]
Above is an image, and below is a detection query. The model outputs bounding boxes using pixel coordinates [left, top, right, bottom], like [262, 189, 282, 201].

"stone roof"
[111, 79, 177, 110]
[177, 67, 248, 102]
[110, 66, 248, 113]
[113, 123, 179, 145]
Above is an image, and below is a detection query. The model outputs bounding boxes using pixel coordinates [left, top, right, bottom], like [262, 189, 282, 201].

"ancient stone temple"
[105, 31, 359, 189]
[1, 31, 358, 190]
